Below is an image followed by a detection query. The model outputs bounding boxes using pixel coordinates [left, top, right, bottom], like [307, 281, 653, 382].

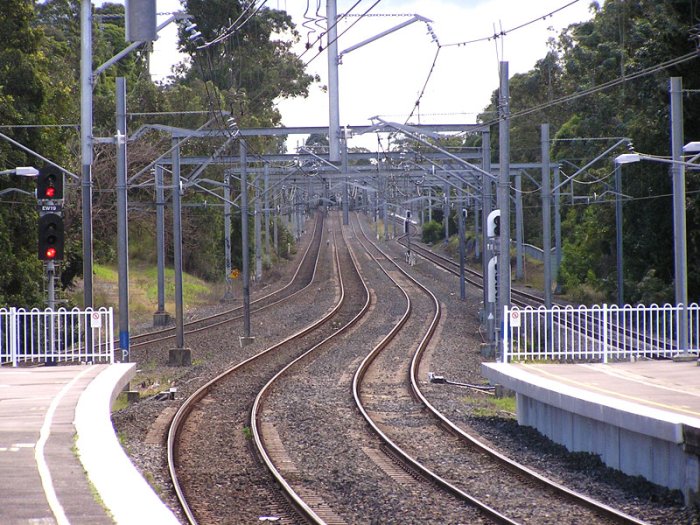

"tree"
[480, 1, 700, 303]
[0, 0, 57, 306]
[177, 0, 318, 128]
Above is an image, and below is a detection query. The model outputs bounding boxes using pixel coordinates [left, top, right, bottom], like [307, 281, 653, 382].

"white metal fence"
[0, 307, 114, 366]
[503, 303, 700, 363]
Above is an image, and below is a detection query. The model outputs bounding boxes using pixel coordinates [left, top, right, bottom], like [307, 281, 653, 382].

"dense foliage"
[479, 1, 700, 304]
[0, 1, 310, 308]
[1, 1, 699, 308]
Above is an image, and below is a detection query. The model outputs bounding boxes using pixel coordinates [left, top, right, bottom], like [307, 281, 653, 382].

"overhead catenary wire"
[504, 51, 700, 124]
[196, 0, 268, 50]
[443, 0, 582, 48]
[404, 48, 441, 125]
[302, 0, 381, 66]
[297, 0, 364, 62]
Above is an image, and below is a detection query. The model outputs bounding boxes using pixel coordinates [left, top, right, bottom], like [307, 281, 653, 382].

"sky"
[103, 0, 596, 148]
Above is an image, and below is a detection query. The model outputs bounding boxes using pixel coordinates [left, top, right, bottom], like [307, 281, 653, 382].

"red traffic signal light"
[38, 213, 64, 261]
[37, 167, 63, 201]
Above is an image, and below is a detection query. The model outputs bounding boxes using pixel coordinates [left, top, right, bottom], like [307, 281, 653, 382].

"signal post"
[485, 209, 501, 353]
[36, 167, 65, 310]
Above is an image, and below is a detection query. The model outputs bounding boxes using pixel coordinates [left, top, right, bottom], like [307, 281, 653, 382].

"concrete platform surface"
[0, 364, 180, 525]
[484, 359, 700, 426]
[482, 359, 700, 502]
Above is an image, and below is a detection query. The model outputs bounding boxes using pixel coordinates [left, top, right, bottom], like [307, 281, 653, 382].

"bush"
[421, 221, 443, 244]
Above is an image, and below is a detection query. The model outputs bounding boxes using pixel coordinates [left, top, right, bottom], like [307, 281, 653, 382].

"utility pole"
[154, 164, 170, 325]
[168, 137, 191, 365]
[497, 61, 511, 357]
[80, 0, 94, 309]
[264, 165, 271, 262]
[481, 129, 492, 337]
[342, 130, 349, 225]
[116, 78, 130, 362]
[614, 162, 623, 306]
[240, 140, 254, 346]
[541, 124, 553, 309]
[670, 76, 688, 351]
[458, 204, 466, 301]
[515, 170, 523, 280]
[223, 171, 233, 302]
[255, 174, 263, 282]
[327, 0, 341, 162]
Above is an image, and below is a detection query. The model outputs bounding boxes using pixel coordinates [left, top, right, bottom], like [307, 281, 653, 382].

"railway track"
[167, 211, 651, 523]
[112, 210, 694, 524]
[251, 215, 484, 523]
[399, 233, 544, 307]
[401, 231, 669, 355]
[350, 214, 648, 524]
[167, 214, 369, 524]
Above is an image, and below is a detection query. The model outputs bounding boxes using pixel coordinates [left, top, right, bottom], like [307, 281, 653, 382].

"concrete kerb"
[74, 363, 180, 525]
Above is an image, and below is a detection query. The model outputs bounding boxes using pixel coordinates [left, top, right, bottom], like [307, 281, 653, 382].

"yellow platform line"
[522, 363, 700, 419]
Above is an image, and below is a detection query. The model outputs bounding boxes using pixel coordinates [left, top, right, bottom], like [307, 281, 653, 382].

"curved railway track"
[398, 233, 543, 307]
[167, 214, 370, 524]
[251, 215, 486, 523]
[166, 211, 653, 524]
[400, 231, 666, 355]
[350, 214, 648, 525]
[111, 210, 695, 525]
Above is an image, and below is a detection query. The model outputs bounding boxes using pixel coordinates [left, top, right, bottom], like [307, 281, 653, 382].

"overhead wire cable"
[303, 0, 382, 66]
[302, 0, 317, 49]
[297, 0, 364, 61]
[475, 51, 699, 129]
[197, 1, 268, 49]
[443, 0, 582, 48]
[404, 45, 441, 125]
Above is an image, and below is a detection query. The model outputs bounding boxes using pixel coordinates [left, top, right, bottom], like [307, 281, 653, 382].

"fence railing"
[503, 303, 700, 363]
[0, 307, 114, 366]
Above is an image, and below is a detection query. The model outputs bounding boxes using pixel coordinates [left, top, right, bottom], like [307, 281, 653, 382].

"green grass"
[490, 395, 516, 414]
[465, 393, 517, 418]
[112, 392, 129, 412]
[68, 262, 221, 328]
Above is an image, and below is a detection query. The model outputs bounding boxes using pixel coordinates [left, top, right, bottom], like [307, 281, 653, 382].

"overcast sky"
[102, 0, 596, 147]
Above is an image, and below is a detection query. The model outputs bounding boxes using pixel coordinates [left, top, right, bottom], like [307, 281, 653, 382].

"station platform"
[482, 358, 700, 504]
[0, 364, 180, 525]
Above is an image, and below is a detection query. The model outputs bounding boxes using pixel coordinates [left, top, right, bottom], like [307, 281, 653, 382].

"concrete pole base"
[153, 311, 172, 327]
[239, 336, 255, 348]
[480, 342, 496, 358]
[168, 348, 192, 366]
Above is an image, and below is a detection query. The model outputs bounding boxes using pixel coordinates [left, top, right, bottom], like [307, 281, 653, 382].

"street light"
[613, 153, 640, 165]
[614, 140, 698, 351]
[683, 142, 700, 153]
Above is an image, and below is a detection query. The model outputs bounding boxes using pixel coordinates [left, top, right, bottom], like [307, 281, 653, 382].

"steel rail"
[354, 212, 648, 525]
[167, 216, 349, 525]
[350, 215, 519, 524]
[249, 223, 372, 523]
